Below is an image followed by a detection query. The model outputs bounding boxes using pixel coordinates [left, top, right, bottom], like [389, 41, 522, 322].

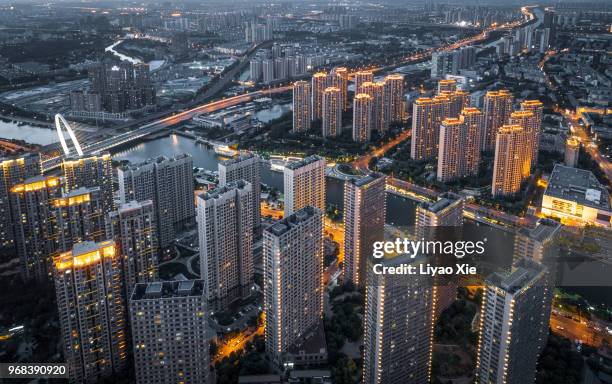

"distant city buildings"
[245, 20, 273, 43]
[342, 173, 386, 286]
[197, 180, 254, 310]
[53, 240, 127, 383]
[130, 280, 209, 384]
[430, 47, 475, 79]
[264, 206, 324, 366]
[74, 61, 155, 117]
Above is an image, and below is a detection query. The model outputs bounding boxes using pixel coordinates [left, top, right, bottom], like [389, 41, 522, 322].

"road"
[550, 312, 612, 347]
[212, 323, 264, 365]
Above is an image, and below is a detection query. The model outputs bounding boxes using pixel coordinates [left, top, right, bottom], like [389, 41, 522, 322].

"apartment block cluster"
[70, 60, 156, 120]
[430, 46, 476, 79]
[410, 79, 544, 197]
[292, 69, 405, 142]
[250, 43, 312, 84]
[244, 19, 273, 43]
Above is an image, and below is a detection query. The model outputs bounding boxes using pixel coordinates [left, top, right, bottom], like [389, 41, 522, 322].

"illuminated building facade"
[475, 259, 548, 384]
[311, 72, 328, 121]
[10, 175, 61, 280]
[354, 70, 374, 93]
[541, 164, 612, 227]
[264, 206, 324, 366]
[437, 108, 483, 182]
[384, 74, 404, 124]
[292, 80, 312, 133]
[343, 173, 386, 286]
[283, 155, 326, 216]
[62, 153, 115, 215]
[106, 200, 159, 300]
[437, 79, 458, 93]
[322, 87, 342, 138]
[53, 241, 127, 383]
[411, 96, 450, 160]
[130, 280, 208, 384]
[360, 81, 387, 133]
[564, 137, 580, 167]
[491, 125, 531, 197]
[197, 180, 254, 310]
[330, 67, 349, 110]
[508, 110, 538, 176]
[362, 254, 434, 384]
[0, 154, 41, 251]
[54, 187, 107, 252]
[483, 90, 513, 151]
[353, 93, 373, 143]
[520, 100, 544, 166]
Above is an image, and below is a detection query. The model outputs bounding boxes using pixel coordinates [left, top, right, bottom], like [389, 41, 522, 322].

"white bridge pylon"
[55, 113, 84, 157]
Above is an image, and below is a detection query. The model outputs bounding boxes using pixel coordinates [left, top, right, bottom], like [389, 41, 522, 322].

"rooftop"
[421, 192, 463, 213]
[267, 206, 320, 236]
[349, 172, 385, 188]
[490, 261, 545, 294]
[517, 218, 562, 242]
[131, 280, 205, 301]
[201, 180, 250, 200]
[544, 164, 611, 211]
[219, 152, 257, 166]
[285, 155, 325, 171]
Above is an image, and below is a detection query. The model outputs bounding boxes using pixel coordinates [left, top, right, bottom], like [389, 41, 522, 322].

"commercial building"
[197, 180, 254, 310]
[353, 93, 373, 143]
[53, 240, 127, 383]
[264, 207, 324, 366]
[475, 259, 548, 384]
[541, 164, 612, 227]
[118, 154, 195, 249]
[343, 173, 386, 286]
[491, 125, 531, 198]
[284, 155, 326, 216]
[293, 81, 312, 133]
[322, 87, 342, 138]
[130, 280, 209, 384]
[106, 200, 159, 300]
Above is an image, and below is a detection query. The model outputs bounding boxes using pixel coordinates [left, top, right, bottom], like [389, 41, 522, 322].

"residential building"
[322, 87, 342, 138]
[491, 125, 531, 198]
[483, 90, 513, 151]
[343, 173, 386, 286]
[353, 93, 373, 143]
[283, 156, 326, 216]
[411, 96, 450, 160]
[62, 153, 114, 215]
[130, 280, 209, 384]
[293, 81, 312, 133]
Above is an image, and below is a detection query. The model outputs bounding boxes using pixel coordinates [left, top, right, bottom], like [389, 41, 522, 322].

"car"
[555, 326, 564, 330]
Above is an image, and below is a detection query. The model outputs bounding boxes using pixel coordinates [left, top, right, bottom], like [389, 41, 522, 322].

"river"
[0, 120, 58, 145]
